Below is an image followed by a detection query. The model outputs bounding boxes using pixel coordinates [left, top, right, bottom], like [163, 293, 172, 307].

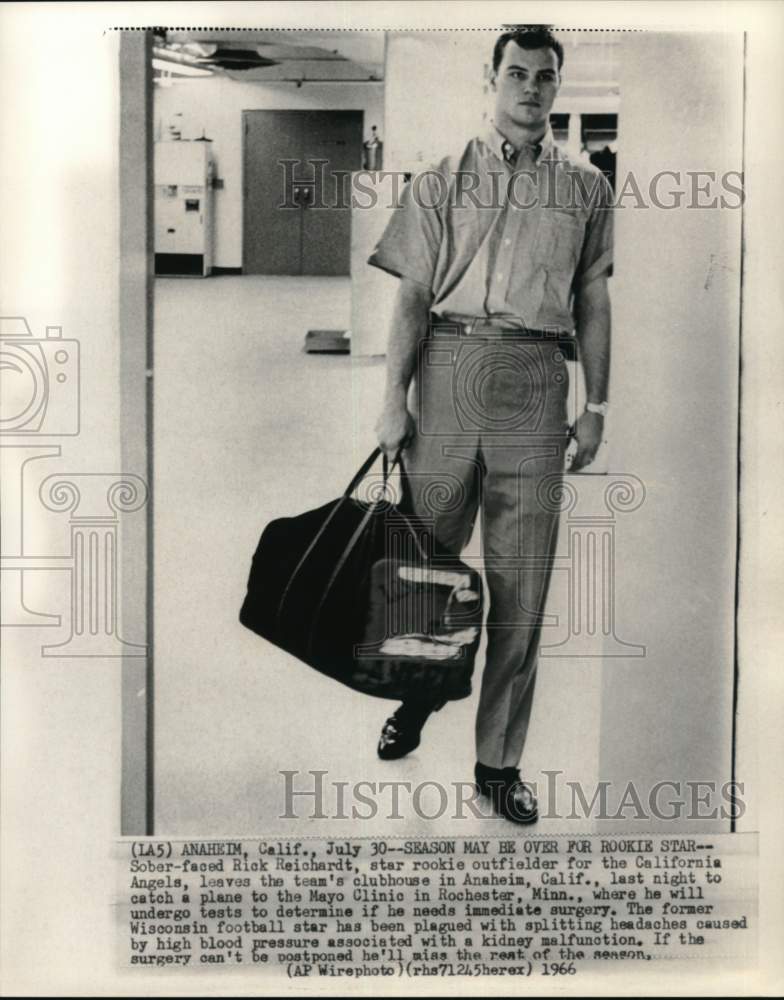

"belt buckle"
[468, 318, 498, 337]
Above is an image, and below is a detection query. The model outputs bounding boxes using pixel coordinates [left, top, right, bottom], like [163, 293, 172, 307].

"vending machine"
[154, 140, 215, 276]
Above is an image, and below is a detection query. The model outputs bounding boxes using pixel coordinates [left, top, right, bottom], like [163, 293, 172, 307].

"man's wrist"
[585, 401, 609, 418]
[384, 384, 409, 406]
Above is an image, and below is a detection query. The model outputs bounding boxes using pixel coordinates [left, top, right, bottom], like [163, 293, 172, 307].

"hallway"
[152, 274, 602, 835]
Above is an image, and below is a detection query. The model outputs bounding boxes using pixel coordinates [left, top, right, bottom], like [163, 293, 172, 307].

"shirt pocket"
[535, 210, 586, 273]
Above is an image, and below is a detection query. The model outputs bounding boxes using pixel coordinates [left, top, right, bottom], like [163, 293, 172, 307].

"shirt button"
[504, 238, 511, 247]
[497, 273, 504, 282]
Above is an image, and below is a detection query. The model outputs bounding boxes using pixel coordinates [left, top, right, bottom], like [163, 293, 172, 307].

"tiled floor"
[153, 274, 601, 836]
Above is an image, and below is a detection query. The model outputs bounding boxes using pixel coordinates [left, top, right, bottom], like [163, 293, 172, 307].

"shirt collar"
[483, 120, 555, 166]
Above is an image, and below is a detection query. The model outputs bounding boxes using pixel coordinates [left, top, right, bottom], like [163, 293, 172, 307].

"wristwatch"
[586, 401, 609, 418]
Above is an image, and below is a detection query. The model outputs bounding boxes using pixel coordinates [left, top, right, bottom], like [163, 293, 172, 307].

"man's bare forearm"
[383, 278, 433, 404]
[574, 277, 611, 404]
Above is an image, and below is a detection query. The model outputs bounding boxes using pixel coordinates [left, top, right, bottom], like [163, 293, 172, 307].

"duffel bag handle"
[351, 447, 417, 516]
[306, 447, 426, 658]
[344, 446, 400, 496]
[277, 446, 423, 644]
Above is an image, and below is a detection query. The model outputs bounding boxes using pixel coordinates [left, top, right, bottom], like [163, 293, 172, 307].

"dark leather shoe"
[377, 710, 423, 760]
[475, 762, 538, 824]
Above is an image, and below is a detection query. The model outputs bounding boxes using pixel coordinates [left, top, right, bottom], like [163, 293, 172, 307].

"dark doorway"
[242, 109, 364, 275]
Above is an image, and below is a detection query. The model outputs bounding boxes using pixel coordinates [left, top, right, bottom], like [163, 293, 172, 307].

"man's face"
[491, 41, 560, 131]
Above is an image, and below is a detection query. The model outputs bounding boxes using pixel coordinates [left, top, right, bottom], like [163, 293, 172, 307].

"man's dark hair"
[492, 26, 564, 73]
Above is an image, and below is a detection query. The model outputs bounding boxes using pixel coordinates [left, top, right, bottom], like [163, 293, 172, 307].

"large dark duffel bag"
[239, 448, 483, 702]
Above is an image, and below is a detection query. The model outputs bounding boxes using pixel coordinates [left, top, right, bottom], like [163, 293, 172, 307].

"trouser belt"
[428, 314, 578, 358]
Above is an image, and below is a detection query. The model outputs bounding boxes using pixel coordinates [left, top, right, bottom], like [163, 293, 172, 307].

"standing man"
[369, 26, 613, 823]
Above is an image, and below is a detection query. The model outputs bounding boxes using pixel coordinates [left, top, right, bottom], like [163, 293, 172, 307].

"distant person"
[589, 144, 617, 191]
[363, 125, 383, 170]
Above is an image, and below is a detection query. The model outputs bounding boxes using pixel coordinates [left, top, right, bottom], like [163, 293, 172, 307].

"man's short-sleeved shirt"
[368, 125, 614, 333]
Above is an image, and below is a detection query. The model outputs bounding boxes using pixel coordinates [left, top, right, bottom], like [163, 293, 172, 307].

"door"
[242, 109, 364, 275]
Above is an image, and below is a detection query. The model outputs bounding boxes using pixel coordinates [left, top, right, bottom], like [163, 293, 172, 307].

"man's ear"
[488, 70, 497, 92]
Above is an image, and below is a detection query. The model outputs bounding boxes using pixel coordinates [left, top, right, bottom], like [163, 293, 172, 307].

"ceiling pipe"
[152, 46, 219, 71]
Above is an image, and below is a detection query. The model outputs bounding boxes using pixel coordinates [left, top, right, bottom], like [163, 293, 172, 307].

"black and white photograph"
[139, 24, 740, 834]
[0, 1, 782, 996]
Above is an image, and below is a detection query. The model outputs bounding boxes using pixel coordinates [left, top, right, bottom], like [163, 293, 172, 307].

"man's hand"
[569, 409, 604, 472]
[375, 397, 415, 460]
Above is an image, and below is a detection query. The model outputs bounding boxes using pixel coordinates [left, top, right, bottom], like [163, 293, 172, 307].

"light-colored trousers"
[404, 324, 570, 768]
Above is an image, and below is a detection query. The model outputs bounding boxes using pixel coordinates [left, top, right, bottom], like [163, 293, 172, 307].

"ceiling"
[152, 29, 620, 100]
[154, 29, 385, 84]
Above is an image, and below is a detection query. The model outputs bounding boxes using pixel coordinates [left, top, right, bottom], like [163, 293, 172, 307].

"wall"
[0, 9, 125, 991]
[155, 76, 384, 268]
[349, 33, 492, 357]
[350, 175, 399, 356]
[383, 31, 490, 172]
[599, 32, 743, 828]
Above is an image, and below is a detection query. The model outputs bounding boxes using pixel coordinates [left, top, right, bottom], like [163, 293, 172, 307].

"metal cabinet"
[154, 140, 215, 275]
